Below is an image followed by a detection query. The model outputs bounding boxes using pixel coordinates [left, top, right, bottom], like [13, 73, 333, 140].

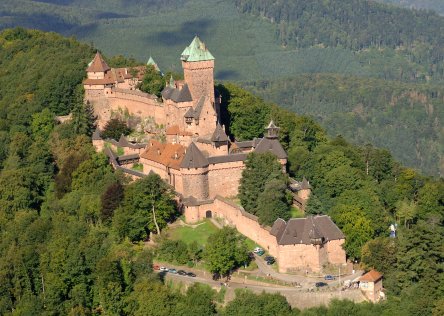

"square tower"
[181, 36, 215, 103]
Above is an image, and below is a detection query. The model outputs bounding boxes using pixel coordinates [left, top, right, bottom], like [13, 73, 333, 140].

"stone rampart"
[184, 196, 346, 273]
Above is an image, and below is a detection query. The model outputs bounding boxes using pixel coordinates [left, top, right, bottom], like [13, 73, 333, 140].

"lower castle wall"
[325, 239, 346, 264]
[183, 196, 346, 272]
[208, 161, 244, 198]
[277, 244, 321, 273]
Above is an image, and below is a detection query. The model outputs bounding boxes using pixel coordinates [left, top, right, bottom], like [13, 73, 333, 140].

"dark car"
[187, 272, 196, 277]
[315, 282, 328, 288]
[324, 274, 335, 281]
[265, 256, 275, 265]
[177, 270, 187, 276]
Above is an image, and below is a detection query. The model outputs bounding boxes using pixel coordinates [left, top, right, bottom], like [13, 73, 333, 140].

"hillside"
[376, 0, 444, 15]
[239, 76, 444, 177]
[1, 0, 443, 174]
[0, 29, 442, 316]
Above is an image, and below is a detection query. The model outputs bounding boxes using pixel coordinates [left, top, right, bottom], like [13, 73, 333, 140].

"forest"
[0, 28, 442, 315]
[239, 75, 444, 177]
[377, 0, 444, 15]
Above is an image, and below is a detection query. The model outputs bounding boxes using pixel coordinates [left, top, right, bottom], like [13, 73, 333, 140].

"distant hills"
[0, 0, 442, 176]
[376, 0, 444, 15]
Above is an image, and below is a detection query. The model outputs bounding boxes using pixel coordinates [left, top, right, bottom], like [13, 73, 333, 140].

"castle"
[86, 37, 346, 273]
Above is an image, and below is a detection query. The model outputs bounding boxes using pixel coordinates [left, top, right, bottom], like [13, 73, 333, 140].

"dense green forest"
[235, 0, 444, 82]
[0, 28, 442, 315]
[377, 0, 444, 14]
[239, 75, 444, 177]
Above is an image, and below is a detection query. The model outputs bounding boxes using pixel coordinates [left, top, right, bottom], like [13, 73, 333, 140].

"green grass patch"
[169, 220, 218, 247]
[290, 207, 304, 218]
[132, 163, 143, 171]
[116, 146, 124, 156]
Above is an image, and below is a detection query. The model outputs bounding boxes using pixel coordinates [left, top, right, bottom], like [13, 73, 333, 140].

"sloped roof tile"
[180, 142, 209, 168]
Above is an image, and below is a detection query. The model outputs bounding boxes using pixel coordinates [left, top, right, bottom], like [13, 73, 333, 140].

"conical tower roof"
[87, 52, 110, 72]
[180, 142, 209, 168]
[211, 124, 229, 142]
[147, 56, 160, 71]
[181, 36, 215, 62]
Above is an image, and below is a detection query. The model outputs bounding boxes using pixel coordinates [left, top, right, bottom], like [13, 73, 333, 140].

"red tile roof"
[166, 125, 192, 136]
[140, 140, 185, 170]
[87, 52, 110, 72]
[359, 270, 383, 282]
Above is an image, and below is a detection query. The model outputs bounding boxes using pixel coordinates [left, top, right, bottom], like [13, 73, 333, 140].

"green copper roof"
[181, 36, 215, 62]
[147, 56, 160, 71]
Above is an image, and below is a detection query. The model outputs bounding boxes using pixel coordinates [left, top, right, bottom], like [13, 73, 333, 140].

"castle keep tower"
[181, 36, 215, 103]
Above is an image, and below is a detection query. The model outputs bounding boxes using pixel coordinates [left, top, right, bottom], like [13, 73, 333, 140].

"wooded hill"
[0, 28, 442, 316]
[240, 75, 444, 177]
[377, 0, 444, 15]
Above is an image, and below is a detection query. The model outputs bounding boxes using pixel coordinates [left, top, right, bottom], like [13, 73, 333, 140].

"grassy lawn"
[132, 163, 143, 172]
[169, 220, 218, 247]
[116, 146, 125, 156]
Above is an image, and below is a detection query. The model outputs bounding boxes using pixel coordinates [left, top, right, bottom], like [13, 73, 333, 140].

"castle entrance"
[205, 210, 212, 218]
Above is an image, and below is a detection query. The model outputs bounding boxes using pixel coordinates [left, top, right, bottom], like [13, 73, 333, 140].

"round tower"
[180, 142, 210, 200]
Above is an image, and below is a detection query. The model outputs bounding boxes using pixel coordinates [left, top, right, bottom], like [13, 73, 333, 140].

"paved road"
[254, 254, 362, 288]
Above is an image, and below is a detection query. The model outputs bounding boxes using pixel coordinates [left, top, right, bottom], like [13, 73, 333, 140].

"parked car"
[153, 265, 160, 271]
[187, 272, 196, 277]
[324, 275, 335, 280]
[315, 282, 328, 288]
[169, 268, 177, 274]
[253, 247, 264, 254]
[266, 258, 275, 265]
[264, 256, 275, 264]
[159, 266, 168, 272]
[177, 270, 187, 276]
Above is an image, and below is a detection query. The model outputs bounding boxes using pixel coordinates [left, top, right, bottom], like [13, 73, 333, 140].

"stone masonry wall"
[208, 161, 244, 198]
[181, 171, 209, 200]
[182, 60, 215, 102]
[325, 239, 346, 264]
[184, 196, 346, 272]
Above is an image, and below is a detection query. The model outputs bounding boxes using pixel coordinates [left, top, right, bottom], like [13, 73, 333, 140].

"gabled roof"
[184, 96, 206, 119]
[254, 137, 287, 159]
[211, 124, 229, 142]
[140, 140, 185, 170]
[161, 84, 193, 103]
[165, 125, 192, 136]
[359, 270, 383, 282]
[181, 36, 215, 62]
[270, 216, 344, 245]
[180, 142, 209, 169]
[87, 52, 110, 72]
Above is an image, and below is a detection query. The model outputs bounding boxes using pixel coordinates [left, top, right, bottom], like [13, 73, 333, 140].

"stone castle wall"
[208, 161, 244, 198]
[183, 196, 346, 273]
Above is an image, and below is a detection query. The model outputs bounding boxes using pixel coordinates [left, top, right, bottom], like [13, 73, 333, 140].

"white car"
[253, 247, 264, 254]
[160, 266, 168, 272]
